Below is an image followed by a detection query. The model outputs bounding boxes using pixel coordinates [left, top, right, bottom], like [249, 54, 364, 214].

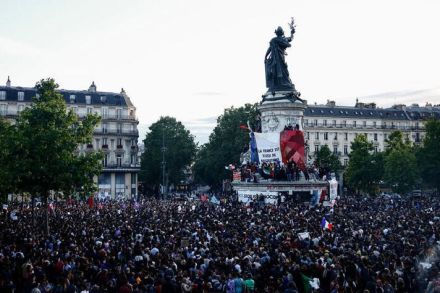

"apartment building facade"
[303, 100, 440, 166]
[0, 78, 140, 199]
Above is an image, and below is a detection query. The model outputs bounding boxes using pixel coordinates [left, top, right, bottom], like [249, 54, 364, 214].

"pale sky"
[1, 0, 440, 144]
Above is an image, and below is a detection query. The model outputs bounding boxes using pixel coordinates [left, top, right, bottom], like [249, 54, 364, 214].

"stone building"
[0, 77, 140, 199]
[303, 99, 440, 166]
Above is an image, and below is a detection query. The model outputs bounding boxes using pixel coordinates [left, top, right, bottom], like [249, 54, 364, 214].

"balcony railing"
[93, 129, 139, 136]
[102, 163, 141, 169]
[304, 123, 424, 131]
[73, 112, 137, 121]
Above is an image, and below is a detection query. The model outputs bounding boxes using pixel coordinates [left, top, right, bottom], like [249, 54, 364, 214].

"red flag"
[280, 130, 306, 169]
[239, 124, 249, 130]
[87, 196, 94, 208]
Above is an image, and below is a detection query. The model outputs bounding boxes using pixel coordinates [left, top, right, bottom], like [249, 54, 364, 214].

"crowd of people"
[239, 161, 330, 183]
[1, 195, 440, 292]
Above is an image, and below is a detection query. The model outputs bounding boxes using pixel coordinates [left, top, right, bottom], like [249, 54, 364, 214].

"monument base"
[232, 180, 328, 204]
[258, 93, 307, 133]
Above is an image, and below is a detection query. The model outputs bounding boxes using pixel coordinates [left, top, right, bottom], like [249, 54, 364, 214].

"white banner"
[329, 178, 338, 200]
[237, 190, 279, 204]
[254, 132, 282, 163]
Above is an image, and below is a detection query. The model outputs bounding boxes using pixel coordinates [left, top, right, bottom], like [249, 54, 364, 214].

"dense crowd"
[1, 195, 440, 293]
[239, 161, 329, 183]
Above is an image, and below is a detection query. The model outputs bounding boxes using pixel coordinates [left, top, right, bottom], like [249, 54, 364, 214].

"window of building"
[116, 154, 122, 167]
[364, 133, 368, 138]
[323, 120, 327, 126]
[315, 132, 319, 140]
[304, 119, 308, 126]
[334, 133, 338, 140]
[17, 104, 24, 113]
[333, 145, 338, 154]
[0, 91, 6, 100]
[131, 139, 137, 146]
[103, 154, 108, 167]
[0, 104, 7, 115]
[17, 91, 24, 101]
[101, 107, 108, 118]
[117, 123, 122, 134]
[373, 121, 377, 128]
[344, 159, 348, 166]
[363, 121, 366, 127]
[342, 120, 346, 127]
[306, 132, 310, 140]
[100, 96, 107, 103]
[87, 107, 93, 114]
[102, 137, 108, 146]
[332, 120, 336, 127]
[353, 121, 357, 127]
[383, 122, 387, 128]
[374, 146, 378, 153]
[344, 145, 348, 155]
[415, 122, 419, 130]
[415, 132, 420, 142]
[85, 95, 91, 104]
[117, 138, 122, 146]
[374, 133, 378, 141]
[70, 95, 76, 103]
[102, 123, 108, 134]
[391, 122, 395, 129]
[314, 119, 318, 126]
[314, 145, 319, 153]
[116, 173, 125, 196]
[344, 133, 348, 140]
[116, 109, 122, 119]
[131, 154, 136, 165]
[324, 132, 328, 140]
[384, 134, 388, 140]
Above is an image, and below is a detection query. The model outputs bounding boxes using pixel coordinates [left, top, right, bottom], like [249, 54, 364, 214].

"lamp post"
[161, 129, 167, 199]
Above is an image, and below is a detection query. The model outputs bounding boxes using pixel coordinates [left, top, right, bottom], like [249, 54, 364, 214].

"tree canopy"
[418, 119, 440, 190]
[193, 103, 258, 188]
[344, 134, 383, 195]
[383, 131, 420, 194]
[140, 116, 196, 193]
[314, 145, 342, 175]
[15, 79, 103, 200]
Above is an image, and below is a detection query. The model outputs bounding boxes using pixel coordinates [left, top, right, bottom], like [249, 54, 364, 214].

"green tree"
[314, 145, 342, 174]
[140, 116, 196, 194]
[345, 134, 383, 195]
[193, 103, 258, 188]
[16, 78, 103, 234]
[383, 131, 420, 194]
[418, 119, 440, 190]
[0, 119, 19, 201]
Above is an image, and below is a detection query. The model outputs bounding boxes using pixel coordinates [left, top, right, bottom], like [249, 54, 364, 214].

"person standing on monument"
[264, 19, 297, 93]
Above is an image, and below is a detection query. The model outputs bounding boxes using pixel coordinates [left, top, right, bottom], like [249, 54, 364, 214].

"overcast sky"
[2, 0, 440, 144]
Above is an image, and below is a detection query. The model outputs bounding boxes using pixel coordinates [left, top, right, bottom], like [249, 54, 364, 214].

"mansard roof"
[0, 85, 128, 107]
[304, 104, 440, 121]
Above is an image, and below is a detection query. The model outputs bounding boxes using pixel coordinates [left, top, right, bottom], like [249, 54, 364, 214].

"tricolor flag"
[321, 217, 333, 231]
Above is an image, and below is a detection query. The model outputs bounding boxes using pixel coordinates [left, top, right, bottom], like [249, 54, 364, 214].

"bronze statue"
[264, 18, 298, 94]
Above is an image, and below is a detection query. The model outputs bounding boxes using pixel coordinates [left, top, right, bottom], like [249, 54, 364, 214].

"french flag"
[321, 217, 333, 231]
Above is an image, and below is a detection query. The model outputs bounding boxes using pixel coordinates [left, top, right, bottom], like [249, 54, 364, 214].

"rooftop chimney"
[88, 81, 97, 92]
[6, 76, 11, 87]
[326, 100, 336, 107]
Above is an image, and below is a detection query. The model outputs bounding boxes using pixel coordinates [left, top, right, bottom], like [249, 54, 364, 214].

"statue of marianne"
[264, 18, 298, 93]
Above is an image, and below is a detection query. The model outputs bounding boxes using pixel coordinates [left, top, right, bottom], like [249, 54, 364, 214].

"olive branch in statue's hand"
[289, 17, 296, 35]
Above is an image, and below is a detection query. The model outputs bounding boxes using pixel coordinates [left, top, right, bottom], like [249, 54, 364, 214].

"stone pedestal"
[258, 91, 307, 133]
